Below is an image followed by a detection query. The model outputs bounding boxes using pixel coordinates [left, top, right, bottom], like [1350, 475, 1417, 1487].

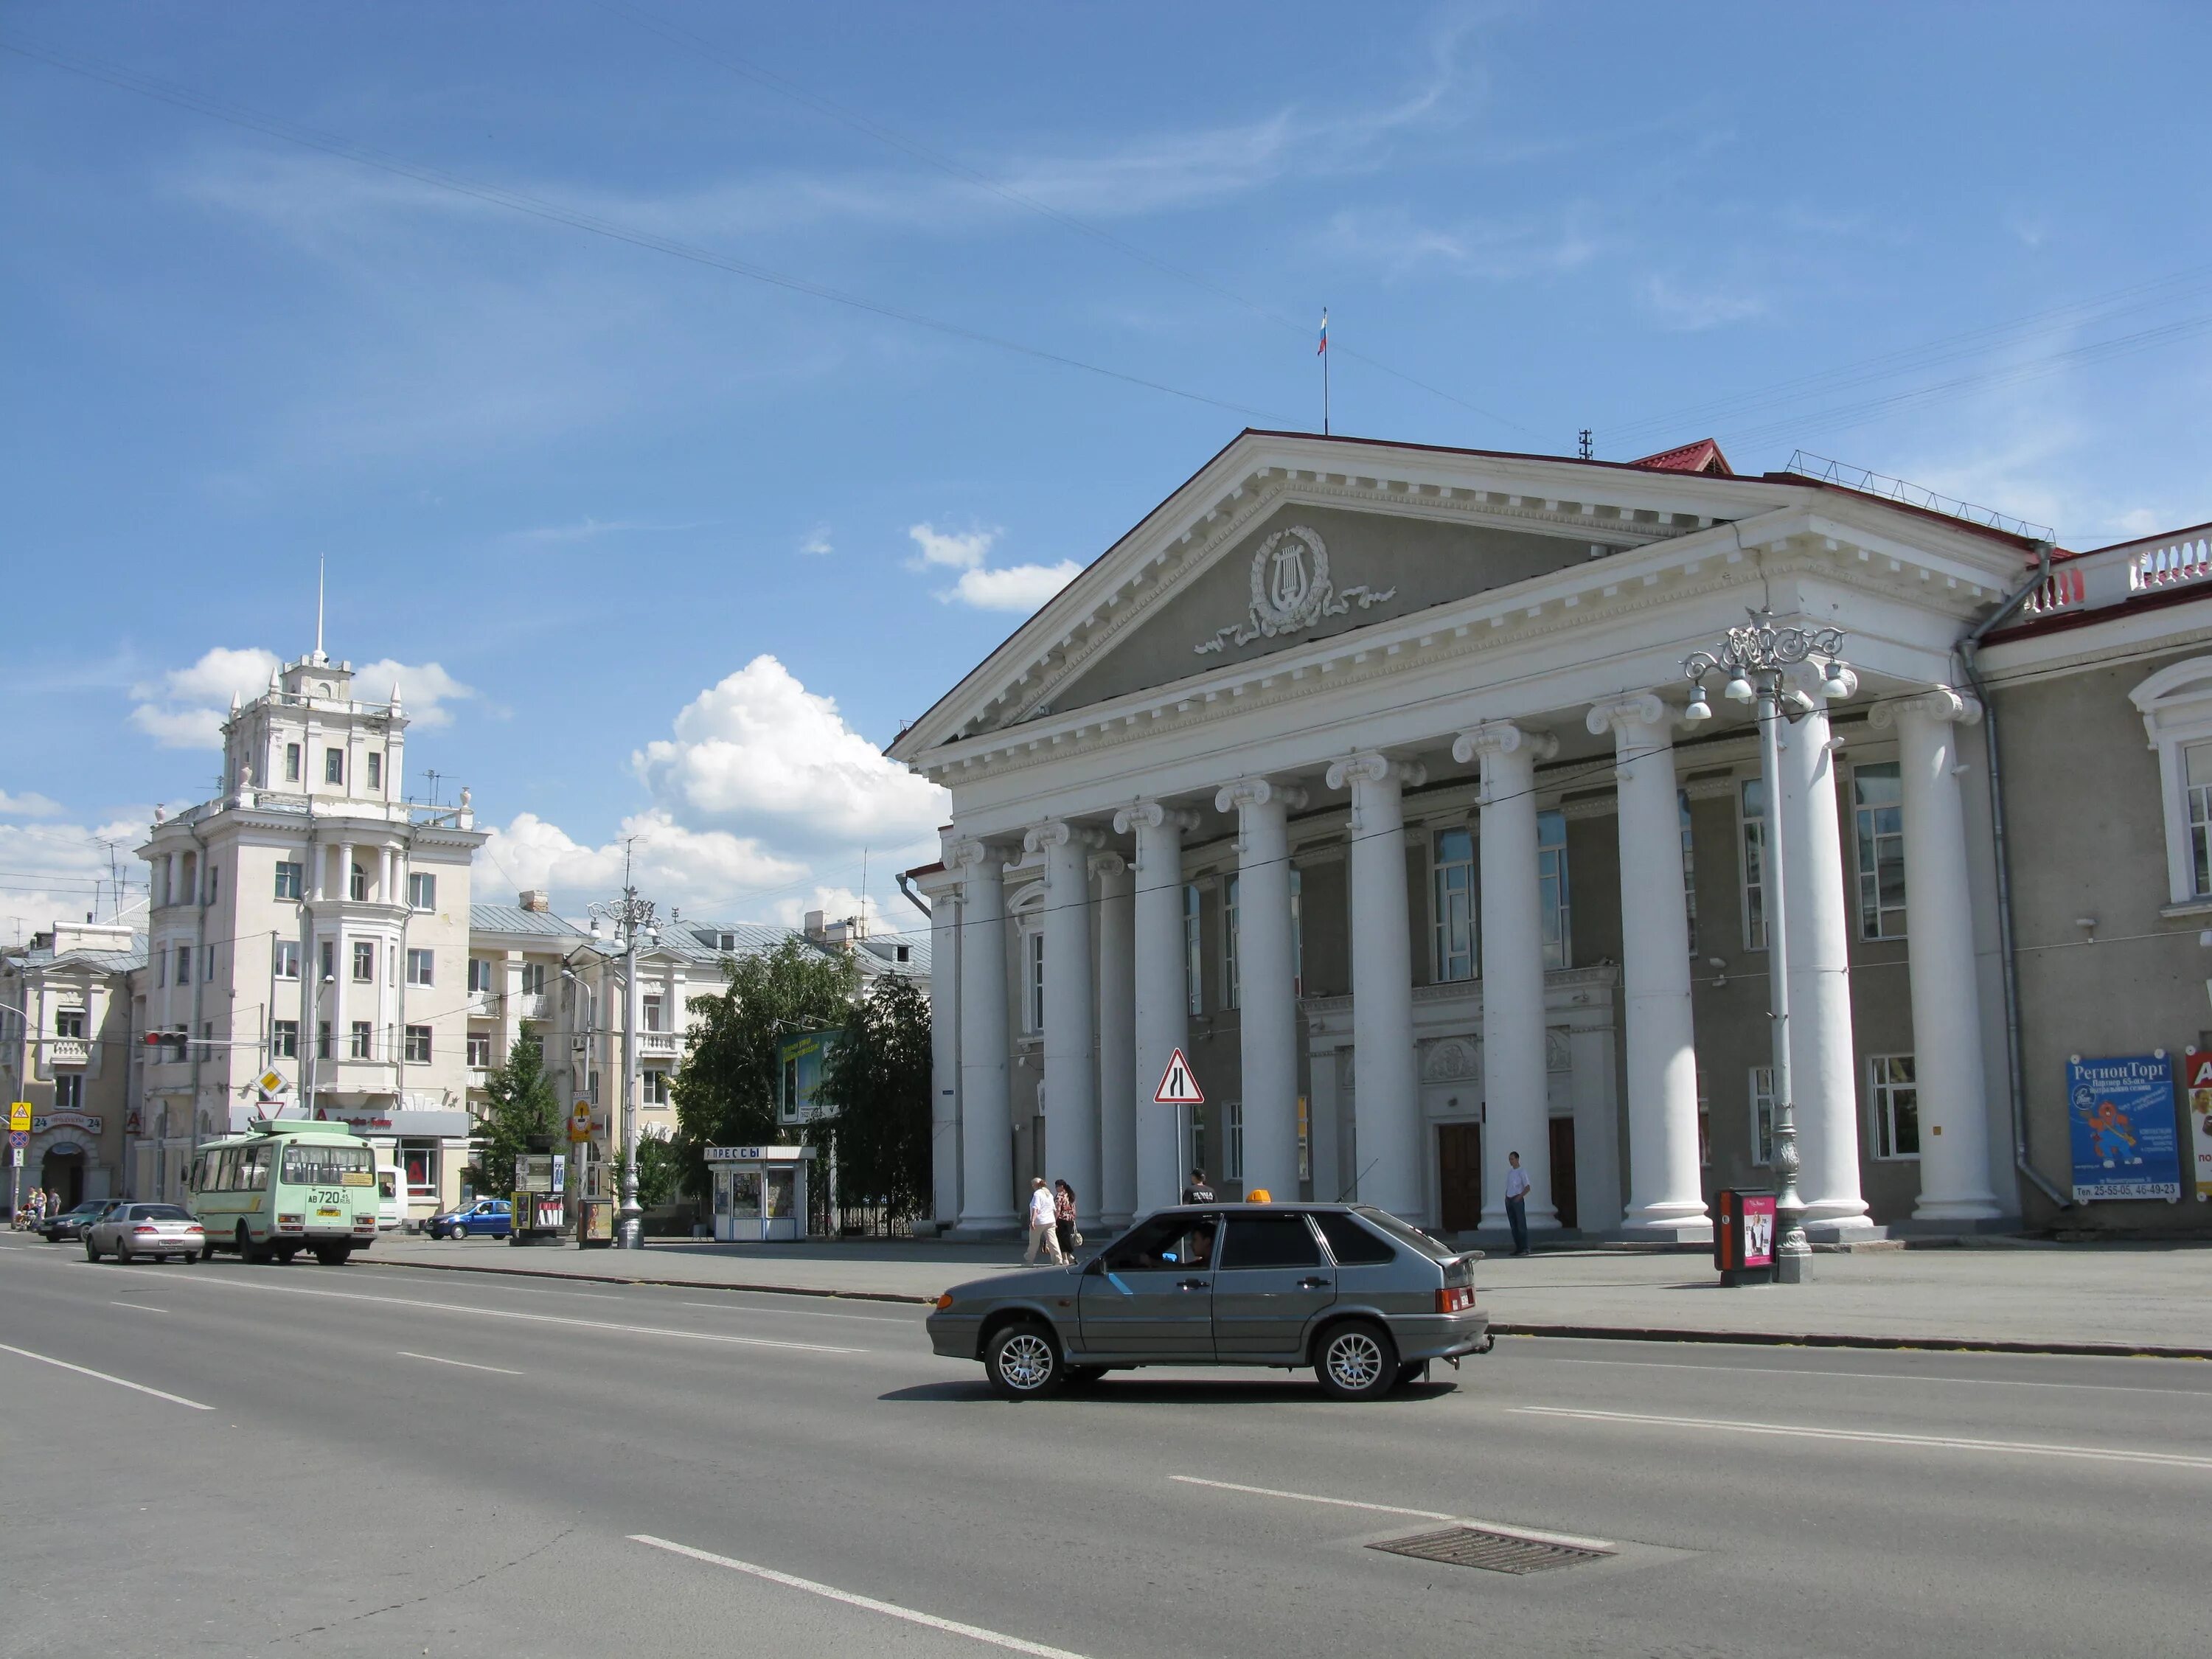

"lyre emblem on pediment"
[1195, 526, 1395, 655]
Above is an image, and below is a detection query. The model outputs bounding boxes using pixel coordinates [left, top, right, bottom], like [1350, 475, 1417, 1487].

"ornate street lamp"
[1683, 611, 1856, 1283]
[588, 888, 659, 1251]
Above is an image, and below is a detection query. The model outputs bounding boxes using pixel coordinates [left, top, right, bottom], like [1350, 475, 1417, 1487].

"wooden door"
[1548, 1116, 1578, 1231]
[1437, 1122, 1483, 1234]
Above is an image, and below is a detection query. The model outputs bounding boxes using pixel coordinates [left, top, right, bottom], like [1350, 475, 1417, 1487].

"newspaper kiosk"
[706, 1144, 815, 1242]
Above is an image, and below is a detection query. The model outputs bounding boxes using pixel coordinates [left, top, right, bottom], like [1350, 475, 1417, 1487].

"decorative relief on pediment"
[1546, 1027, 1572, 1074]
[1422, 1037, 1481, 1082]
[1194, 526, 1395, 655]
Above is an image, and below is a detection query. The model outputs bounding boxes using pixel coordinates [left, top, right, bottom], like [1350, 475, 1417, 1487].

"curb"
[355, 1253, 936, 1305]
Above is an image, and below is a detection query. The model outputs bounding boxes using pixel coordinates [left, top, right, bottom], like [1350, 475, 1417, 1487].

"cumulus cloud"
[476, 810, 805, 918]
[771, 884, 919, 940]
[128, 645, 474, 748]
[801, 525, 834, 557]
[0, 790, 66, 818]
[907, 524, 996, 570]
[0, 811, 156, 943]
[945, 561, 1083, 611]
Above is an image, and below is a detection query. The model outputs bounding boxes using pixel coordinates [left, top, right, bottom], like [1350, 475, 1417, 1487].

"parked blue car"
[428, 1198, 512, 1240]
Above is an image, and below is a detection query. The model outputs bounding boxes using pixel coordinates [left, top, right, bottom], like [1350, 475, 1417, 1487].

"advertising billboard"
[2067, 1052, 2183, 1202]
[2182, 1049, 2212, 1205]
[778, 1029, 841, 1124]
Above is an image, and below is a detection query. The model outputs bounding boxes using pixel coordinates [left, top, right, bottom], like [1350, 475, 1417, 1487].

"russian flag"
[1317, 308, 1328, 355]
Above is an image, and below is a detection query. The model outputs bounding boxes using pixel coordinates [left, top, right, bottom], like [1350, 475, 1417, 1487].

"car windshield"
[1353, 1207, 1458, 1263]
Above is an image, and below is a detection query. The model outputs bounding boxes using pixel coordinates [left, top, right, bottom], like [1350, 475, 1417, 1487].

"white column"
[1027, 821, 1101, 1229]
[1215, 777, 1306, 1199]
[1093, 851, 1137, 1229]
[927, 873, 962, 1228]
[1324, 753, 1425, 1219]
[1776, 690, 1870, 1229]
[1115, 801, 1199, 1217]
[951, 839, 1017, 1233]
[1587, 693, 1710, 1240]
[1877, 688, 2004, 1221]
[1453, 722, 1559, 1233]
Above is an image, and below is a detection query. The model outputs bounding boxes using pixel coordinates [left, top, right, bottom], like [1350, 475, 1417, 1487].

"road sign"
[569, 1102, 593, 1143]
[6, 1130, 25, 1150]
[8, 1102, 29, 1135]
[257, 1071, 286, 1096]
[8, 1147, 20, 1168]
[1154, 1048, 1204, 1105]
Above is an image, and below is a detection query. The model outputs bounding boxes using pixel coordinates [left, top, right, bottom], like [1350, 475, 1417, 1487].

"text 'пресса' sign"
[2067, 1052, 2183, 1202]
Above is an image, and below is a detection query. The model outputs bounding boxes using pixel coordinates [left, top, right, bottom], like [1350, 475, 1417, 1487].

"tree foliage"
[470, 1025, 561, 1198]
[814, 972, 933, 1221]
[671, 938, 858, 1201]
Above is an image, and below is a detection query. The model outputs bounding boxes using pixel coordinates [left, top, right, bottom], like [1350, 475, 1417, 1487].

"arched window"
[2128, 657, 2212, 905]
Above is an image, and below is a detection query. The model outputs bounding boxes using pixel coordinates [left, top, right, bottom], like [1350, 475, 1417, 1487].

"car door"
[1077, 1212, 1218, 1361]
[466, 1201, 498, 1236]
[1211, 1212, 1336, 1360]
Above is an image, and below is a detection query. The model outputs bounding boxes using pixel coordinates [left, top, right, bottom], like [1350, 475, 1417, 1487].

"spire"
[390, 681, 403, 716]
[229, 690, 240, 713]
[313, 554, 327, 665]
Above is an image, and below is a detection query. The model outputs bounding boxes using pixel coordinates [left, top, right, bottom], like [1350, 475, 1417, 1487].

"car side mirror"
[1082, 1256, 1104, 1276]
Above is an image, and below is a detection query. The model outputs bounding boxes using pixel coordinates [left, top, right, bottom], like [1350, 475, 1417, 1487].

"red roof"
[1632, 438, 1735, 476]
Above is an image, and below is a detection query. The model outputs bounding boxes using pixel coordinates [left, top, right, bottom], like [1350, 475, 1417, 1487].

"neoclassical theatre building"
[891, 428, 2212, 1243]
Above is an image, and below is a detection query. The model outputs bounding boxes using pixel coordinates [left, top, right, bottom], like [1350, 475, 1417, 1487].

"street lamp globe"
[1723, 671, 1755, 703]
[1683, 681, 1712, 722]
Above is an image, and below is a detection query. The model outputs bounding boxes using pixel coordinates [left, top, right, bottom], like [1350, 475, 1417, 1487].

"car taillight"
[133, 1224, 159, 1234]
[1435, 1285, 1474, 1314]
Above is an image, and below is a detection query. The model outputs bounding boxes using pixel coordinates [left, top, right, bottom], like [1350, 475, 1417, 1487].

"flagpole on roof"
[1319, 307, 1330, 436]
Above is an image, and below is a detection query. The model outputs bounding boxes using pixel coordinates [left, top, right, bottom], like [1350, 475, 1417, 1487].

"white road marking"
[630, 1534, 1088, 1658]
[1166, 1475, 1616, 1552]
[0, 1339, 212, 1410]
[1514, 1406, 2212, 1470]
[174, 1273, 868, 1354]
[399, 1351, 524, 1376]
[1526, 1353, 2212, 1398]
[678, 1301, 913, 1324]
[107, 1300, 167, 1313]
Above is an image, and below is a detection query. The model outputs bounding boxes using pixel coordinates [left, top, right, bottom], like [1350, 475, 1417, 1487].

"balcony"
[636, 1030, 681, 1060]
[44, 1037, 90, 1068]
[2006, 523, 2212, 626]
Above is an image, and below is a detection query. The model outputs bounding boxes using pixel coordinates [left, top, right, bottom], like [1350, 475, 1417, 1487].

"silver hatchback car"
[928, 1203, 1489, 1401]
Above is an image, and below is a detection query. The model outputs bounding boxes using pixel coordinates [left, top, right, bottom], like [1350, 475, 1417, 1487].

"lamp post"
[1683, 611, 1857, 1284]
[588, 886, 658, 1251]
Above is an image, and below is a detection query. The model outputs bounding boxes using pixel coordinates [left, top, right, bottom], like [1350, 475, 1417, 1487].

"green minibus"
[187, 1119, 381, 1265]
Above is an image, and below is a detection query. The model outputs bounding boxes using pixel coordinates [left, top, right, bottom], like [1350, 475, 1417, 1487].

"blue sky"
[4, 1, 2208, 939]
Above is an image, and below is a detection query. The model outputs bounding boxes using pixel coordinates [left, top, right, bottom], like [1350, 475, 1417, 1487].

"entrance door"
[1437, 1123, 1482, 1233]
[41, 1149, 85, 1209]
[1548, 1116, 1578, 1231]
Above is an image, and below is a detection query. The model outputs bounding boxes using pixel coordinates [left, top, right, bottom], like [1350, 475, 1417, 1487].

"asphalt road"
[1, 1234, 2204, 1658]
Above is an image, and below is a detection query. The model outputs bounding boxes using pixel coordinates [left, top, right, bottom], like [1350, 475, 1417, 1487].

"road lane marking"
[107, 1301, 168, 1313]
[630, 1534, 1087, 1658]
[1166, 1475, 1616, 1551]
[678, 1301, 913, 1324]
[1525, 1354, 2212, 1398]
[1514, 1406, 2212, 1470]
[0, 1339, 212, 1410]
[175, 1273, 869, 1354]
[399, 1351, 524, 1376]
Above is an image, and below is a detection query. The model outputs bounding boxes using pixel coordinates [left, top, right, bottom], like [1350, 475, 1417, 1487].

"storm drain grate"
[1367, 1525, 1614, 1575]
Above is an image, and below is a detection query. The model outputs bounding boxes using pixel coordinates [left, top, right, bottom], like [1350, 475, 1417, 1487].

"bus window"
[238, 1144, 271, 1192]
[280, 1142, 374, 1186]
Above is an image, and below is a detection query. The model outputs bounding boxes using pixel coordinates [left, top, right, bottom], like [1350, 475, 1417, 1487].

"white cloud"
[0, 790, 66, 818]
[0, 812, 155, 945]
[801, 525, 834, 557]
[476, 809, 805, 919]
[1638, 275, 1767, 333]
[908, 524, 996, 571]
[512, 516, 706, 543]
[1324, 206, 1599, 281]
[771, 885, 917, 939]
[945, 561, 1082, 612]
[128, 646, 474, 748]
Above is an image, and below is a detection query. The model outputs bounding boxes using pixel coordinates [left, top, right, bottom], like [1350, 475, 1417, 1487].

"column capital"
[1584, 691, 1676, 738]
[1451, 721, 1559, 767]
[1088, 850, 1129, 880]
[1868, 685, 1983, 731]
[1112, 800, 1203, 836]
[1023, 820, 1106, 855]
[1324, 752, 1428, 792]
[946, 836, 1015, 874]
[1214, 777, 1309, 815]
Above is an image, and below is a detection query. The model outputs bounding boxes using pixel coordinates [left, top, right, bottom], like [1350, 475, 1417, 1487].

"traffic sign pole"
[8, 1104, 27, 1222]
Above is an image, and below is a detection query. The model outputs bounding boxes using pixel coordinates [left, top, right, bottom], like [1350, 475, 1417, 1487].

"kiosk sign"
[2067, 1052, 2183, 1202]
[2183, 1048, 2212, 1204]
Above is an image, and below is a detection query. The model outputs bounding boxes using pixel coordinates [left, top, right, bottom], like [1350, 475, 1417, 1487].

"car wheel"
[83, 1236, 101, 1262]
[1315, 1318, 1397, 1402]
[199, 1241, 215, 1262]
[236, 1222, 264, 1264]
[112, 1242, 132, 1265]
[984, 1321, 1065, 1401]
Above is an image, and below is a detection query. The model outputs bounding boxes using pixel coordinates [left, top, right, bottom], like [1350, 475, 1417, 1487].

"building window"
[519, 962, 547, 997]
[1183, 883, 1203, 1015]
[2188, 742, 2212, 897]
[156, 950, 167, 988]
[406, 948, 434, 987]
[1680, 792, 1698, 956]
[349, 863, 367, 902]
[717, 931, 737, 952]
[404, 1024, 431, 1063]
[1222, 1100, 1244, 1181]
[349, 1020, 372, 1060]
[1433, 826, 1475, 982]
[204, 945, 217, 981]
[352, 941, 375, 982]
[1290, 867, 1304, 997]
[319, 939, 335, 982]
[317, 1021, 332, 1060]
[1222, 874, 1241, 1010]
[642, 1068, 670, 1105]
[1750, 1066, 1775, 1165]
[1297, 1094, 1310, 1183]
[366, 751, 382, 791]
[324, 747, 345, 785]
[284, 742, 301, 783]
[467, 1032, 492, 1068]
[55, 1008, 86, 1039]
[274, 941, 300, 980]
[55, 1074, 83, 1111]
[1538, 810, 1571, 970]
[208, 865, 219, 905]
[1853, 762, 1907, 940]
[642, 994, 664, 1032]
[400, 1141, 437, 1200]
[408, 872, 435, 911]
[467, 958, 494, 994]
[1024, 928, 1046, 1032]
[273, 1019, 299, 1059]
[1697, 1065, 1711, 1166]
[175, 945, 191, 985]
[1869, 1054, 1919, 1159]
[1739, 777, 1769, 951]
[1192, 1110, 1208, 1179]
[275, 860, 303, 900]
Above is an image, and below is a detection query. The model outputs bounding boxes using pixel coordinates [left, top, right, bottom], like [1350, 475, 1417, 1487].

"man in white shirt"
[1503, 1151, 1531, 1257]
[1023, 1176, 1065, 1265]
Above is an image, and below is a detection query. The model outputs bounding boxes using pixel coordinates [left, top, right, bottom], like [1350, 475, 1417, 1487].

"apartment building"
[0, 919, 145, 1210]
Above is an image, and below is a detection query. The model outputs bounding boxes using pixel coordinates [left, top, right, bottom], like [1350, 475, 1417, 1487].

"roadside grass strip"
[1514, 1406, 2212, 1471]
[0, 1338, 212, 1410]
[630, 1534, 1088, 1658]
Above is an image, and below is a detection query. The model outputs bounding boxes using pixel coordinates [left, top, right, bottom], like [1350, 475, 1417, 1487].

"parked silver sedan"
[928, 1203, 1489, 1401]
[84, 1203, 206, 1264]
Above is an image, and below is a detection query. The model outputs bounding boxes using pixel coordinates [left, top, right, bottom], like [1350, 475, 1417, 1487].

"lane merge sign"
[1154, 1048, 1204, 1106]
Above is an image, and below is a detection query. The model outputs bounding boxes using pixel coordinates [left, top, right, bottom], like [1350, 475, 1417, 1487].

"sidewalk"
[360, 1234, 2212, 1359]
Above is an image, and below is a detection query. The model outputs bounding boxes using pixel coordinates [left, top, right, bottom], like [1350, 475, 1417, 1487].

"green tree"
[671, 938, 858, 1201]
[470, 1024, 561, 1198]
[618, 1131, 686, 1211]
[815, 971, 933, 1222]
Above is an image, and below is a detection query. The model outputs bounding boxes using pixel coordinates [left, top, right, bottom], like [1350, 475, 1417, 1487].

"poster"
[2183, 1049, 2212, 1205]
[1741, 1193, 1776, 1266]
[2067, 1052, 2183, 1202]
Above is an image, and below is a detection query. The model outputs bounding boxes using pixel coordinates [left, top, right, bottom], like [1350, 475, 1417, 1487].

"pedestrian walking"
[1023, 1176, 1065, 1266]
[1052, 1179, 1078, 1261]
[1503, 1151, 1531, 1256]
[1182, 1169, 1214, 1205]
[29, 1187, 46, 1225]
